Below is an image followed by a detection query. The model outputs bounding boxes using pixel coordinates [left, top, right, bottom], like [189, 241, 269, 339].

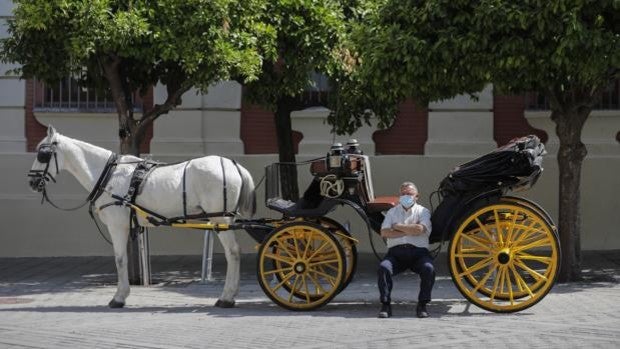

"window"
[525, 80, 619, 110]
[33, 77, 143, 113]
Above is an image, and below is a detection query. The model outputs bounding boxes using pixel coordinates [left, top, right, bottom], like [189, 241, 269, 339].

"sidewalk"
[1, 251, 619, 348]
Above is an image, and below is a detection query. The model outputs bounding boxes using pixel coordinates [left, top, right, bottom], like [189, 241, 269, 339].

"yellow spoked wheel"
[272, 218, 356, 302]
[257, 222, 346, 310]
[449, 203, 560, 313]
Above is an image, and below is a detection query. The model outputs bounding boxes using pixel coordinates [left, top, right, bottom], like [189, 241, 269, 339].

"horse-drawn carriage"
[29, 127, 559, 313]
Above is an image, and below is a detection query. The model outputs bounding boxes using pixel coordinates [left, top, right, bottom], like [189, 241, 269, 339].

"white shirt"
[381, 203, 432, 249]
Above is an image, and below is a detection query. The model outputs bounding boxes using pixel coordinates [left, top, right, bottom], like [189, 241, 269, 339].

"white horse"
[28, 126, 256, 308]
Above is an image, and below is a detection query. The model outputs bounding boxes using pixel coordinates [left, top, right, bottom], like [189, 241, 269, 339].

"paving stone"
[0, 252, 618, 348]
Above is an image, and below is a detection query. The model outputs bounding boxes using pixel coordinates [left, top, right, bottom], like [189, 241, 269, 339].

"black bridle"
[28, 141, 119, 211]
[28, 142, 60, 193]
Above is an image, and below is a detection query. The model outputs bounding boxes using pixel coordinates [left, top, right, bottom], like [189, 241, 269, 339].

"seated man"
[378, 181, 435, 318]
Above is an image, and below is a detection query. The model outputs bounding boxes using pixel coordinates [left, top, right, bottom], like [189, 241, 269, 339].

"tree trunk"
[274, 96, 300, 201]
[552, 107, 589, 282]
[103, 58, 143, 285]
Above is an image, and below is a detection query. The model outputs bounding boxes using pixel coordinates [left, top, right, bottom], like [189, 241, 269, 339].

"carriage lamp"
[327, 143, 345, 170]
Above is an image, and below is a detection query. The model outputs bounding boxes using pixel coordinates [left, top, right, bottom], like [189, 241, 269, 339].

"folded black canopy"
[438, 135, 546, 196]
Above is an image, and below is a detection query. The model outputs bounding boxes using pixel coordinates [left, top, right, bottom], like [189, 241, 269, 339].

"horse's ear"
[47, 125, 56, 138]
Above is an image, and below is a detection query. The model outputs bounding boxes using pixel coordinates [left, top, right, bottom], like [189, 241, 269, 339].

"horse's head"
[28, 125, 64, 192]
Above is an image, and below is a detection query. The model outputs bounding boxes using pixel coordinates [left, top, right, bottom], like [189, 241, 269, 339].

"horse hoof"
[108, 299, 125, 308]
[214, 299, 235, 308]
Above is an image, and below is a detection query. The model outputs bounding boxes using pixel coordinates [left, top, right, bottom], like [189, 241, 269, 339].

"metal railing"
[525, 80, 619, 110]
[33, 77, 143, 113]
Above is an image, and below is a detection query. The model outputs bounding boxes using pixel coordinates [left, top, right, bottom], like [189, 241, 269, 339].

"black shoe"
[378, 303, 392, 318]
[416, 303, 429, 318]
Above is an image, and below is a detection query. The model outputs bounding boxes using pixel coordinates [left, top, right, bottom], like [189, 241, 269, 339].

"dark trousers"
[378, 244, 435, 305]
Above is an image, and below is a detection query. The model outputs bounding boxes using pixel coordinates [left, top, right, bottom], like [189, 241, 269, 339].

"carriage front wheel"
[257, 222, 346, 311]
[448, 202, 560, 313]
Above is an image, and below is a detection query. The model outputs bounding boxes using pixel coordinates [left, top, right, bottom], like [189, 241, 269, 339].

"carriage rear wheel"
[257, 222, 346, 310]
[449, 203, 560, 313]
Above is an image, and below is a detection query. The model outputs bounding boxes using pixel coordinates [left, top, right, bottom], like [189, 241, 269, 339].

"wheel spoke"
[274, 243, 296, 259]
[455, 252, 491, 258]
[308, 259, 340, 267]
[302, 275, 311, 304]
[505, 210, 520, 243]
[514, 258, 548, 281]
[493, 209, 504, 245]
[499, 265, 507, 295]
[308, 272, 326, 295]
[458, 257, 494, 277]
[264, 253, 294, 265]
[262, 266, 293, 276]
[288, 275, 300, 302]
[302, 231, 313, 258]
[516, 253, 552, 264]
[474, 218, 496, 244]
[471, 266, 496, 295]
[313, 269, 337, 288]
[510, 264, 534, 298]
[308, 241, 330, 260]
[292, 231, 301, 258]
[512, 227, 545, 246]
[505, 266, 515, 305]
[460, 234, 493, 251]
[490, 267, 504, 301]
[272, 271, 296, 292]
[513, 238, 551, 253]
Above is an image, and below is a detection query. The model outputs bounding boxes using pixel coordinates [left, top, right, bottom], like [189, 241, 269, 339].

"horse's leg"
[107, 223, 131, 308]
[214, 229, 241, 308]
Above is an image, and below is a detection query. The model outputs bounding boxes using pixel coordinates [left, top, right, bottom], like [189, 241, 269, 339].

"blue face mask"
[399, 195, 415, 208]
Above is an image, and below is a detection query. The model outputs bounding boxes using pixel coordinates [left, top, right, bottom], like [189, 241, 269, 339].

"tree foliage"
[335, 0, 619, 281]
[2, 0, 274, 154]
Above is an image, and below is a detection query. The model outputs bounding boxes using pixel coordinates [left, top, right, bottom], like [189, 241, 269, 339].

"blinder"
[37, 143, 55, 163]
[28, 141, 59, 192]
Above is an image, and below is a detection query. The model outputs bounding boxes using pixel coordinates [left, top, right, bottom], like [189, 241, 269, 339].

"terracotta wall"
[372, 99, 428, 155]
[239, 102, 302, 154]
[493, 94, 547, 146]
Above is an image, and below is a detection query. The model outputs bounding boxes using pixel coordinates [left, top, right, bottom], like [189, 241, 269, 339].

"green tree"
[242, 0, 353, 201]
[1, 0, 272, 155]
[335, 0, 620, 281]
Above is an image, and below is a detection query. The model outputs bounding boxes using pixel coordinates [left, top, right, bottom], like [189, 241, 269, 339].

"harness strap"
[182, 160, 191, 218]
[87, 153, 119, 203]
[221, 157, 228, 212]
[232, 159, 244, 213]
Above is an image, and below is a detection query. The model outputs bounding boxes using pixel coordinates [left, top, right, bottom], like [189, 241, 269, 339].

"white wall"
[0, 64, 618, 256]
[0, 0, 27, 152]
[2, 149, 619, 257]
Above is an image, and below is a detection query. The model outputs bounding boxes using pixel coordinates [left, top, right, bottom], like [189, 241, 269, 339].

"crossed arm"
[380, 223, 427, 238]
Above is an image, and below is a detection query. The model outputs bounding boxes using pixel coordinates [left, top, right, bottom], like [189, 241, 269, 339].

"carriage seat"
[266, 198, 336, 218]
[366, 196, 398, 213]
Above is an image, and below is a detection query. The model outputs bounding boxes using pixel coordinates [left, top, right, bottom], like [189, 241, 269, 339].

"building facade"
[1, 0, 619, 257]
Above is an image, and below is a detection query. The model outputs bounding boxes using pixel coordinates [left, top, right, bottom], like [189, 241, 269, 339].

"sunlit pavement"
[1, 252, 619, 348]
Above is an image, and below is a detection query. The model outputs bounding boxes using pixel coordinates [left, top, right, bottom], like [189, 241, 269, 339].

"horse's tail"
[237, 165, 256, 218]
